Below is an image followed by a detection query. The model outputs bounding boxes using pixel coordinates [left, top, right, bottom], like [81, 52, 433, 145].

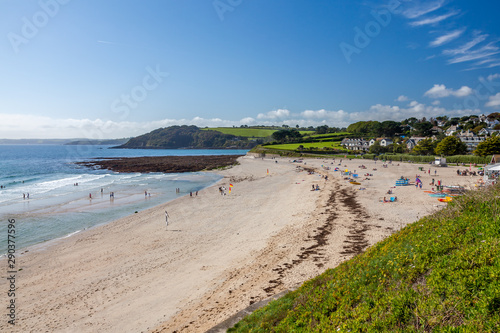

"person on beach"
[196, 191, 198, 196]
[23, 193, 25, 199]
[145, 190, 147, 197]
[190, 191, 193, 197]
[165, 210, 169, 228]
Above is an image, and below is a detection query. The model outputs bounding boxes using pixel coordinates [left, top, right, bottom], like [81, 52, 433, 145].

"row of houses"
[341, 138, 393, 152]
[342, 129, 497, 152]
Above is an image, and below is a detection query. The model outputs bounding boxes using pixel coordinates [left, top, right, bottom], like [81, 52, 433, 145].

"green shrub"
[229, 185, 500, 332]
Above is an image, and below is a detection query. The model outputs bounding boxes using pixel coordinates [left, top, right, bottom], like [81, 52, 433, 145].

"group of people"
[456, 169, 479, 176]
[23, 192, 30, 199]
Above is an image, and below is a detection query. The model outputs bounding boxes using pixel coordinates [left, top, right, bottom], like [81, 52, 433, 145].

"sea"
[0, 145, 248, 253]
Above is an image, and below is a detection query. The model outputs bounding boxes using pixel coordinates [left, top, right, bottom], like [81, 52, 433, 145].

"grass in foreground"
[229, 185, 500, 332]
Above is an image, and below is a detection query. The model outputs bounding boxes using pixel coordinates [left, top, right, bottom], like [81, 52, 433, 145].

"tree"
[315, 125, 329, 134]
[412, 122, 433, 137]
[474, 136, 500, 156]
[412, 138, 435, 155]
[435, 136, 467, 156]
[272, 129, 302, 143]
[380, 121, 401, 137]
[369, 140, 388, 154]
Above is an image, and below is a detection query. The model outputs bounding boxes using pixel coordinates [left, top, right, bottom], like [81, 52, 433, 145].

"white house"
[369, 138, 393, 147]
[380, 138, 393, 147]
[457, 131, 486, 152]
[445, 125, 458, 136]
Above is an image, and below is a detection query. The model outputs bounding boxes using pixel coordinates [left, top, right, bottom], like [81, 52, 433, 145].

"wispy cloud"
[442, 32, 488, 56]
[447, 43, 500, 64]
[410, 11, 458, 27]
[430, 29, 465, 47]
[396, 95, 409, 102]
[402, 0, 446, 19]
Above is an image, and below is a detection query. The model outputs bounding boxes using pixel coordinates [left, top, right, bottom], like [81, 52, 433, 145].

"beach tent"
[491, 155, 500, 164]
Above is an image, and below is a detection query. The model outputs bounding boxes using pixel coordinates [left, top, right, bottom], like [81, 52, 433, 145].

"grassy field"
[264, 142, 343, 150]
[303, 132, 350, 138]
[201, 127, 314, 138]
[228, 185, 500, 332]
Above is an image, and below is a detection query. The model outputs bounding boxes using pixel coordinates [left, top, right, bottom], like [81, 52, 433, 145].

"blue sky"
[1, 0, 500, 139]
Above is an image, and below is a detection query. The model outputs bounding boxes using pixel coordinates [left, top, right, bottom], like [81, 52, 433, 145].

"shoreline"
[2, 156, 482, 332]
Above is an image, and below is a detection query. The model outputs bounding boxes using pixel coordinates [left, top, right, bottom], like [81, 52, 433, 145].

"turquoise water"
[0, 145, 247, 252]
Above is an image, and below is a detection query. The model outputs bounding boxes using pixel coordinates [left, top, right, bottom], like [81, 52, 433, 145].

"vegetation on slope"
[229, 185, 500, 332]
[116, 125, 257, 149]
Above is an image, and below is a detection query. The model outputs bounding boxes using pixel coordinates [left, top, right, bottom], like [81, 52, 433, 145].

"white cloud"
[432, 100, 441, 105]
[486, 93, 500, 108]
[402, 0, 445, 19]
[0, 102, 485, 139]
[410, 11, 458, 27]
[424, 84, 473, 98]
[488, 73, 500, 81]
[396, 95, 409, 102]
[256, 109, 290, 119]
[430, 29, 465, 47]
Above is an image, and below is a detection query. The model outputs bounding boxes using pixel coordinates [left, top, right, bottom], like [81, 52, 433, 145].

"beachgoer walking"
[434, 170, 437, 175]
[89, 193, 92, 199]
[165, 210, 169, 228]
[27, 193, 29, 199]
[23, 193, 25, 199]
[145, 190, 147, 197]
[196, 191, 198, 196]
[190, 191, 192, 197]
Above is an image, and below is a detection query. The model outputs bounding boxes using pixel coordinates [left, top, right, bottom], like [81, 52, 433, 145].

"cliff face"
[115, 125, 257, 149]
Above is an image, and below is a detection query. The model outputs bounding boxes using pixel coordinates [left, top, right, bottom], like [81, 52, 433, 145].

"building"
[341, 138, 369, 152]
[478, 128, 500, 136]
[445, 125, 458, 136]
[369, 138, 393, 147]
[457, 130, 486, 152]
[406, 137, 426, 150]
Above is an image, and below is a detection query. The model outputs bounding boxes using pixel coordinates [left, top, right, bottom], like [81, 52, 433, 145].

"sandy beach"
[1, 156, 482, 333]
